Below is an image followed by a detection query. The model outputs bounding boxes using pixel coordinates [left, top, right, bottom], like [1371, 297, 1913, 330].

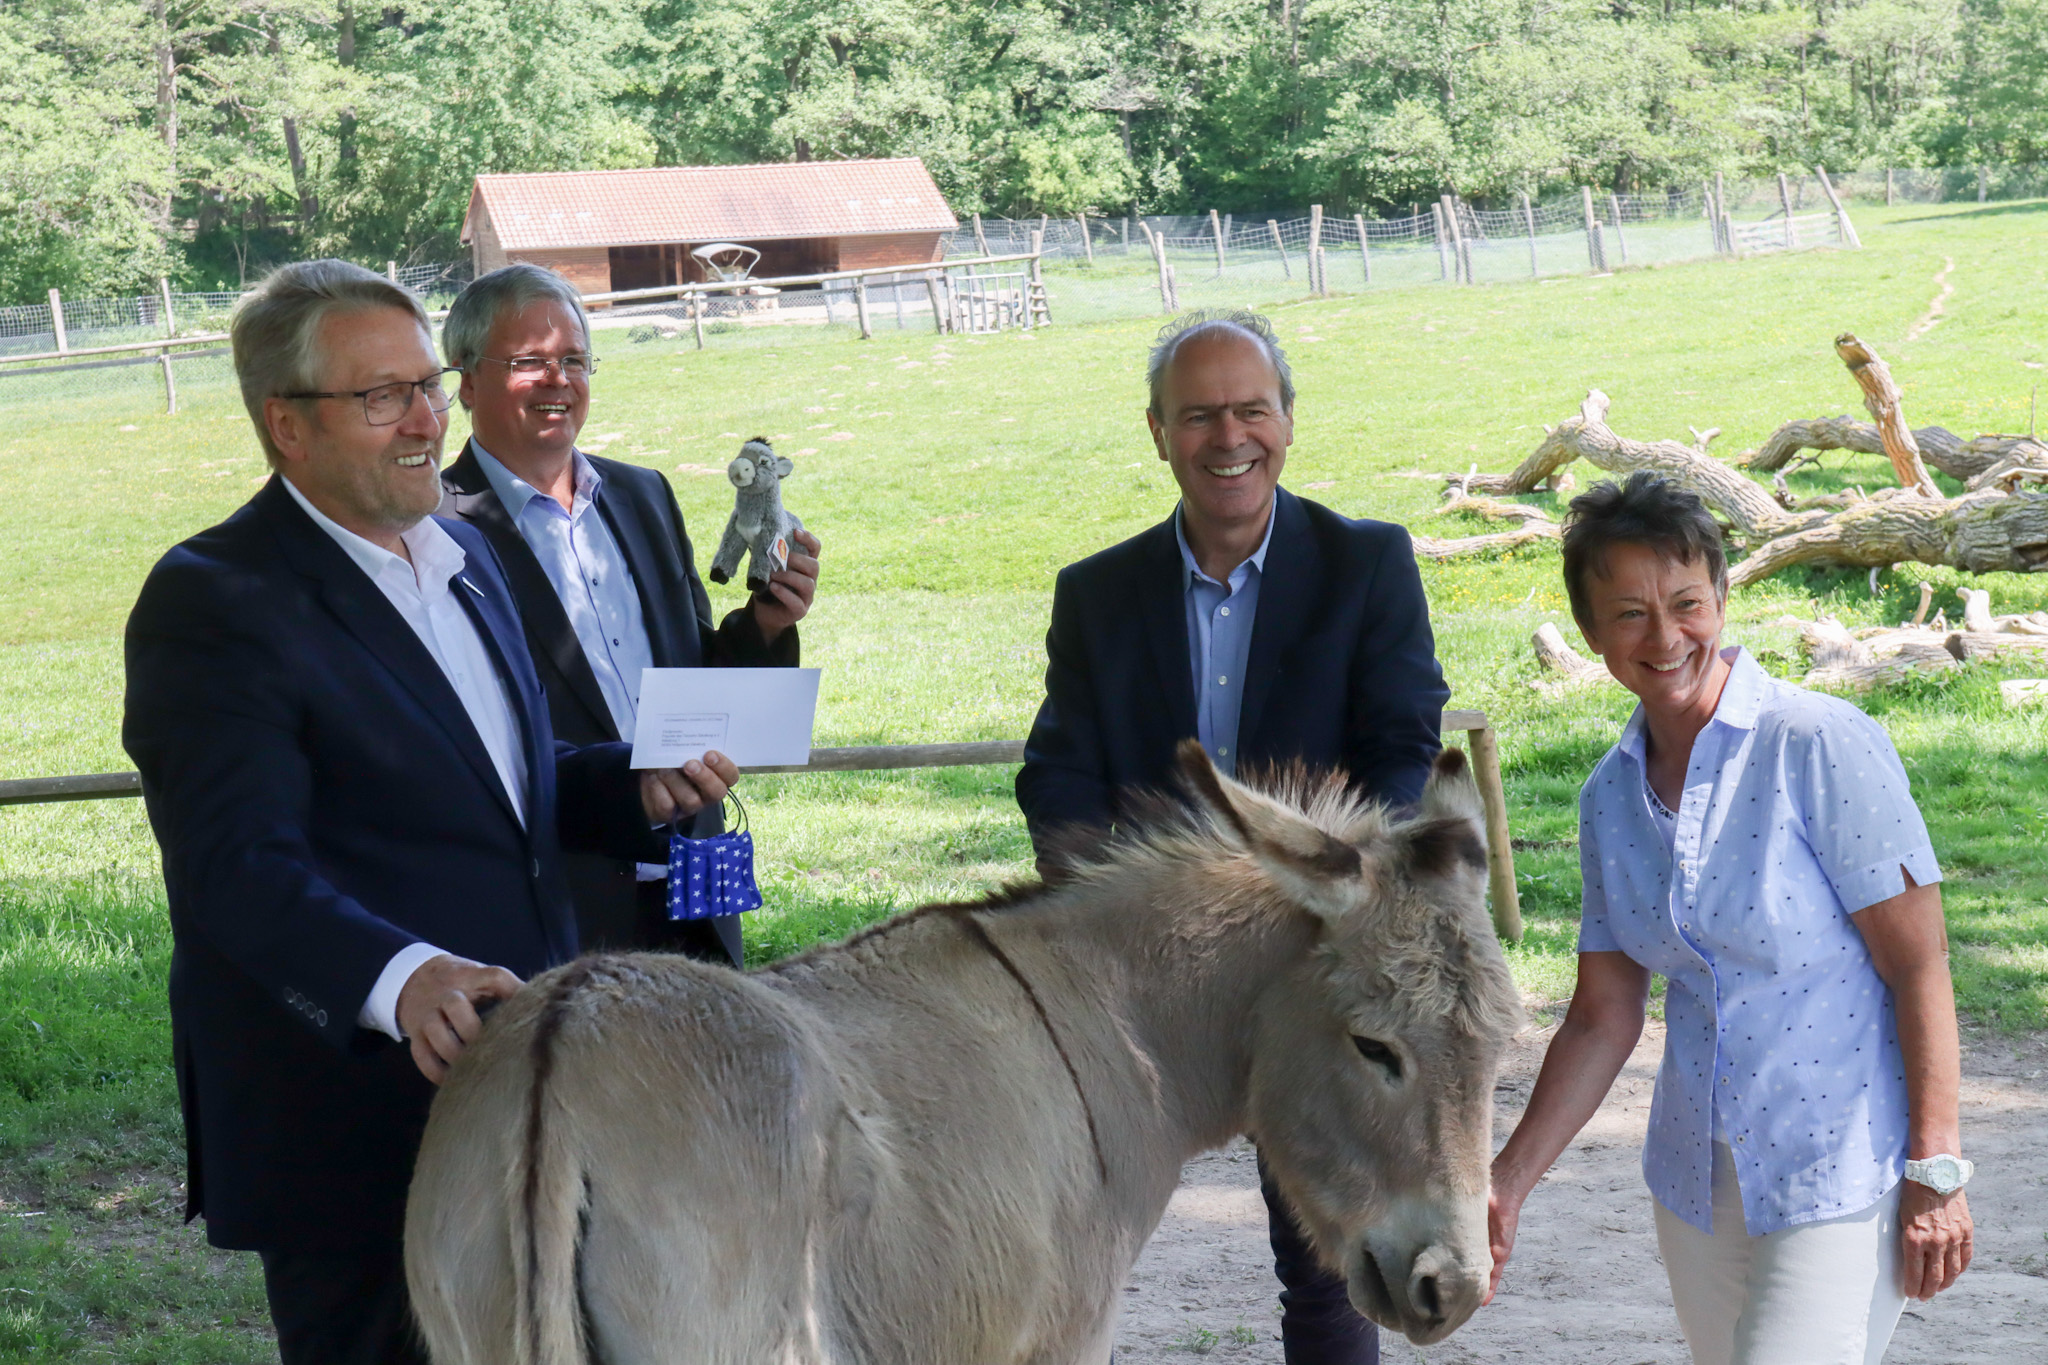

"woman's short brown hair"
[1561, 472, 1727, 626]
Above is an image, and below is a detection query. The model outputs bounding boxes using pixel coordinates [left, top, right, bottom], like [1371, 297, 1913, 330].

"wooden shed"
[460, 159, 958, 297]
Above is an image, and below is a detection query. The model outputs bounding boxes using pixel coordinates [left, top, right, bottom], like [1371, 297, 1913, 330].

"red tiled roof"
[463, 158, 957, 250]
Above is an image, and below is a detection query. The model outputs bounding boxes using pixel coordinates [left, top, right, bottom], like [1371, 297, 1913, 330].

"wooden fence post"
[1714, 171, 1730, 253]
[853, 274, 872, 339]
[159, 353, 178, 415]
[1076, 212, 1093, 265]
[924, 270, 947, 334]
[1815, 165, 1861, 249]
[1777, 172, 1797, 248]
[1580, 187, 1604, 271]
[1121, 216, 1130, 253]
[973, 212, 990, 256]
[1468, 723, 1522, 943]
[1308, 204, 1324, 295]
[48, 289, 67, 354]
[1607, 193, 1629, 266]
[1266, 219, 1290, 278]
[159, 277, 177, 337]
[1353, 213, 1371, 285]
[1431, 202, 1450, 280]
[1521, 192, 1538, 277]
[1143, 223, 1173, 313]
[385, 260, 397, 282]
[1442, 194, 1471, 283]
[1210, 209, 1225, 273]
[691, 291, 705, 349]
[1978, 166, 1988, 203]
[1886, 167, 1896, 207]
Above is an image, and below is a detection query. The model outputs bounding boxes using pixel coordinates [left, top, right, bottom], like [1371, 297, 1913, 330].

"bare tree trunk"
[152, 0, 177, 233]
[336, 1, 358, 177]
[268, 24, 318, 236]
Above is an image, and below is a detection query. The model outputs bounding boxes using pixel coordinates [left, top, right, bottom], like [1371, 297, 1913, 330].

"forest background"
[4, 0, 2048, 304]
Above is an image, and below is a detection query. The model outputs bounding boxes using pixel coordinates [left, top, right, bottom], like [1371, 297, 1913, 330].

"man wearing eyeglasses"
[122, 259, 730, 1364]
[437, 262, 820, 965]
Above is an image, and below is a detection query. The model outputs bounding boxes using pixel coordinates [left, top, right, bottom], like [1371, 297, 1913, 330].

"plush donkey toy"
[708, 438, 804, 597]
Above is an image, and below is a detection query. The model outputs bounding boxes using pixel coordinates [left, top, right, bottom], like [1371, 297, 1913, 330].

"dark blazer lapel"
[447, 563, 551, 828]
[1138, 516, 1198, 741]
[593, 473, 700, 669]
[1238, 488, 1318, 753]
[261, 480, 524, 830]
[442, 442, 620, 742]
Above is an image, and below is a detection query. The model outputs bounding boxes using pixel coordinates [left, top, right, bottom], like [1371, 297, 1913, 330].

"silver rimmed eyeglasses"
[283, 368, 459, 426]
[476, 353, 599, 381]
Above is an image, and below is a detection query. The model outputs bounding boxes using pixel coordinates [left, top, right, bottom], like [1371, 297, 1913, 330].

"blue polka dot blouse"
[1577, 646, 1940, 1236]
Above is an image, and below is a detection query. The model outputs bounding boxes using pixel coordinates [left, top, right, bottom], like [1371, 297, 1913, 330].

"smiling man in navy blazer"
[1016, 310, 1448, 1365]
[122, 260, 734, 1365]
[436, 263, 818, 966]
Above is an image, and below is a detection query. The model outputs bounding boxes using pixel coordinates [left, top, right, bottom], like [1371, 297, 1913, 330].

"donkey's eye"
[1352, 1036, 1403, 1080]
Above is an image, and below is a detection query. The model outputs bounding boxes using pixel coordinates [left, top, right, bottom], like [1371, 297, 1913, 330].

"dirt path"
[1117, 1021, 2048, 1362]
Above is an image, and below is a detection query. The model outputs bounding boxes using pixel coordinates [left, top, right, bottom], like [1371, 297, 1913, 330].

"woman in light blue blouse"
[1486, 474, 1973, 1365]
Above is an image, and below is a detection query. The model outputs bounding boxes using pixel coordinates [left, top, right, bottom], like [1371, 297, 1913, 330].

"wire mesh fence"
[4, 165, 2039, 417]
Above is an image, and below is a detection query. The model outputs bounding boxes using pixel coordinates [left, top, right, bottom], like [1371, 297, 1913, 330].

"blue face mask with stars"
[666, 794, 764, 921]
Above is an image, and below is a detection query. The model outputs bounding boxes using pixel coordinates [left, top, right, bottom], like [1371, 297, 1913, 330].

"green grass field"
[2, 199, 2045, 1355]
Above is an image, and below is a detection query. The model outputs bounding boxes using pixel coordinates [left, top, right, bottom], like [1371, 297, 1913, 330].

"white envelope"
[629, 668, 821, 768]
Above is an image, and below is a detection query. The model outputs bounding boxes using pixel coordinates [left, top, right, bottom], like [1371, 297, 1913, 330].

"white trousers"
[1653, 1143, 1906, 1365]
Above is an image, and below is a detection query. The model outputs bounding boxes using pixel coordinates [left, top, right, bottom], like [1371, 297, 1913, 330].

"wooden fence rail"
[0, 710, 1521, 939]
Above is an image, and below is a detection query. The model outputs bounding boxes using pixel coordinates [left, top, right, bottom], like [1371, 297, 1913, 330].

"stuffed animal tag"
[708, 438, 805, 598]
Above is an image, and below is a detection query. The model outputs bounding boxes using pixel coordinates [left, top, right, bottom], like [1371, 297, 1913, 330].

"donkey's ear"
[1175, 740, 1370, 919]
[1420, 746, 1485, 829]
[1394, 748, 1488, 884]
[775, 457, 795, 478]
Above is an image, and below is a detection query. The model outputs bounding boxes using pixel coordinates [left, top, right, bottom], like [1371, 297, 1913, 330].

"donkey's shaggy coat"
[405, 745, 1522, 1364]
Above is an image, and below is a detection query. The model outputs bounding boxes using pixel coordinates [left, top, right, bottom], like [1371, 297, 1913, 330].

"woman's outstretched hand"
[1484, 1182, 1525, 1306]
[1899, 1184, 1973, 1299]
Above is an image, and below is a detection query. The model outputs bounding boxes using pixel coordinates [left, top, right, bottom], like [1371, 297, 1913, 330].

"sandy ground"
[1116, 1021, 2048, 1363]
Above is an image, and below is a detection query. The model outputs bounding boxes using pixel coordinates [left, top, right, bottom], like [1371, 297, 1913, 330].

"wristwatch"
[1903, 1154, 1974, 1195]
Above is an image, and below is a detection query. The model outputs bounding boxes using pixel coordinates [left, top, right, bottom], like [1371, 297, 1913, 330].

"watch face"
[1929, 1156, 1962, 1188]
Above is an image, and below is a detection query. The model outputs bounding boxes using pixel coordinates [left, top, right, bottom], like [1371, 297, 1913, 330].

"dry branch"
[1833, 334, 1941, 497]
[1408, 491, 1561, 561]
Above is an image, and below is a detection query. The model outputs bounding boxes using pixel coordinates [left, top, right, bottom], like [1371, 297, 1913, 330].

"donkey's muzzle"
[1349, 1240, 1482, 1345]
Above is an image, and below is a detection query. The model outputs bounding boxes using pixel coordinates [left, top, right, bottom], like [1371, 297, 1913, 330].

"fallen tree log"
[1740, 417, 2045, 483]
[1725, 486, 2048, 587]
[1833, 334, 1941, 497]
[1444, 391, 1825, 541]
[1427, 388, 2048, 586]
[1530, 622, 1614, 696]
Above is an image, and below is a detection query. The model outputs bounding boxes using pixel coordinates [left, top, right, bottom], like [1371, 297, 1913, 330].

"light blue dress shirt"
[473, 444, 653, 740]
[1578, 646, 1940, 1235]
[474, 445, 665, 880]
[1174, 503, 1275, 777]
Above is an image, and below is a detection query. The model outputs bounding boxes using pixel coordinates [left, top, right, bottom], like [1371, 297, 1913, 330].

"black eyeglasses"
[283, 368, 459, 426]
[476, 353, 599, 381]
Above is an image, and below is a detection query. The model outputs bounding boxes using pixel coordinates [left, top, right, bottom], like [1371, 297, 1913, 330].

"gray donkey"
[406, 744, 1521, 1365]
[707, 438, 803, 596]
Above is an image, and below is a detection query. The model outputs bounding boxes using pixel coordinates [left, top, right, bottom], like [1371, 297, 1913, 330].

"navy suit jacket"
[439, 441, 799, 963]
[122, 476, 650, 1252]
[1016, 488, 1448, 849]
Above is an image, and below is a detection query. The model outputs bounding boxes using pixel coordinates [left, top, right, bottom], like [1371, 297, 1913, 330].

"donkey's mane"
[759, 761, 1397, 979]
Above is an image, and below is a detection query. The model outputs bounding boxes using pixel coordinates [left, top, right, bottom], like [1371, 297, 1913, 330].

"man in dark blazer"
[1016, 311, 1448, 1365]
[437, 263, 818, 965]
[123, 261, 734, 1364]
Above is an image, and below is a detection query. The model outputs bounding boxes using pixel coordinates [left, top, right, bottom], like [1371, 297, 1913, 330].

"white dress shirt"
[281, 477, 527, 1040]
